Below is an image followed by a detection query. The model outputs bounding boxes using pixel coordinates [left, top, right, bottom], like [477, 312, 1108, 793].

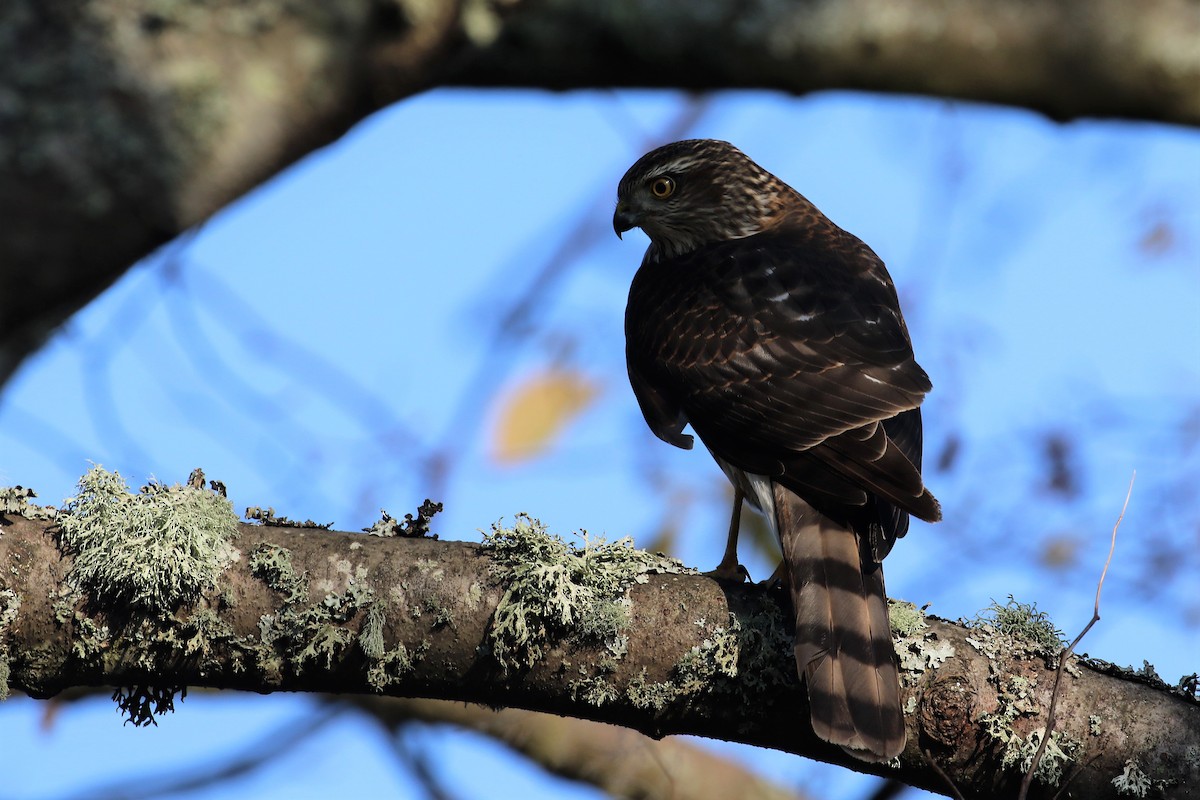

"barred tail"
[774, 483, 906, 761]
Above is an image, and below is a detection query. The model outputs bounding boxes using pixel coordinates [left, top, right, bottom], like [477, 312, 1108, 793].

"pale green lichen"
[250, 542, 375, 677]
[674, 618, 743, 693]
[1112, 758, 1152, 797]
[965, 596, 1094, 786]
[891, 601, 954, 683]
[57, 466, 239, 612]
[465, 581, 484, 611]
[414, 559, 443, 580]
[974, 595, 1065, 654]
[364, 501, 442, 538]
[980, 675, 1035, 734]
[358, 603, 386, 661]
[421, 594, 455, 629]
[1010, 726, 1082, 786]
[627, 668, 680, 713]
[0, 588, 19, 699]
[46, 467, 245, 725]
[979, 675, 1082, 787]
[1089, 714, 1102, 736]
[899, 636, 955, 675]
[888, 599, 927, 637]
[480, 514, 689, 674]
[571, 671, 621, 706]
[249, 544, 308, 605]
[365, 639, 429, 691]
[0, 486, 57, 520]
[627, 600, 795, 723]
[574, 598, 631, 658]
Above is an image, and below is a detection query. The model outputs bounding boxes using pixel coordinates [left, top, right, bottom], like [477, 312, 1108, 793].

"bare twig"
[923, 747, 966, 800]
[1018, 471, 1134, 800]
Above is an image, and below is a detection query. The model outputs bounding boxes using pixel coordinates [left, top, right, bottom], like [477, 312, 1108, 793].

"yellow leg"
[705, 487, 750, 582]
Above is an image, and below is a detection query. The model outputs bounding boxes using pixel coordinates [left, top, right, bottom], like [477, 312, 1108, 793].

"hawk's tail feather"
[775, 483, 906, 762]
[815, 424, 942, 524]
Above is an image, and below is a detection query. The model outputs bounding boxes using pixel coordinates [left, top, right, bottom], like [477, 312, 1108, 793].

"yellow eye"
[650, 176, 675, 199]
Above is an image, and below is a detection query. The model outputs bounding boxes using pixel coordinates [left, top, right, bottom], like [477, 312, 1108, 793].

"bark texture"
[460, 0, 1200, 127]
[4, 0, 1200, 385]
[1, 512, 1196, 799]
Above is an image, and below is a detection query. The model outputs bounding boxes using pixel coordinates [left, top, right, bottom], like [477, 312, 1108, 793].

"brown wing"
[625, 221, 940, 545]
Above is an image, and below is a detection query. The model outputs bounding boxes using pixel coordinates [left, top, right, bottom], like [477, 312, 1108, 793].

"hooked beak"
[613, 200, 638, 239]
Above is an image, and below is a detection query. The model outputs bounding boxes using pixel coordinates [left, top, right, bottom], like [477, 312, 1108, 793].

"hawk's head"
[614, 139, 798, 260]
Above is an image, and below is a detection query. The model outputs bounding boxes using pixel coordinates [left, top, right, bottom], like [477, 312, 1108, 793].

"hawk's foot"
[704, 560, 751, 583]
[759, 560, 787, 592]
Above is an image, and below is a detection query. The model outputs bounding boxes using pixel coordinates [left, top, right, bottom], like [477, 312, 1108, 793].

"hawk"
[614, 139, 940, 761]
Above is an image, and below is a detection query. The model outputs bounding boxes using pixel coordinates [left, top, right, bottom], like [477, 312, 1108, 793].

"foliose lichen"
[626, 597, 795, 729]
[363, 500, 442, 538]
[978, 674, 1082, 787]
[1112, 758, 1152, 797]
[0, 588, 20, 699]
[480, 514, 689, 674]
[890, 600, 955, 684]
[250, 542, 375, 677]
[0, 486, 57, 520]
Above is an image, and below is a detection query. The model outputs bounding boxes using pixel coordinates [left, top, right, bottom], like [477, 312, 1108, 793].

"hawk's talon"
[704, 562, 751, 583]
[759, 560, 787, 593]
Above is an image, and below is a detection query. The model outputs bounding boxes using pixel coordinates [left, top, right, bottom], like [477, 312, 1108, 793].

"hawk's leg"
[705, 487, 751, 582]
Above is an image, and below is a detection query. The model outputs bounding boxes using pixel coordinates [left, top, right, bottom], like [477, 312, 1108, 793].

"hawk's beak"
[613, 201, 638, 239]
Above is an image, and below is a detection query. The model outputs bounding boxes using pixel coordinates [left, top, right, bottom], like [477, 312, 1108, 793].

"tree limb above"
[453, 0, 1200, 128]
[3, 0, 1199, 385]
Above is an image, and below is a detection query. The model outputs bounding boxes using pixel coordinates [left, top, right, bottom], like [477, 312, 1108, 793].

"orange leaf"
[490, 369, 600, 465]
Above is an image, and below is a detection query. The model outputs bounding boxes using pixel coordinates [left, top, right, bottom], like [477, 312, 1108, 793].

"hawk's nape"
[615, 139, 940, 762]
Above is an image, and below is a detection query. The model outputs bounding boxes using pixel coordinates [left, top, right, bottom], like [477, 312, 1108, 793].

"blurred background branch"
[4, 0, 1199, 385]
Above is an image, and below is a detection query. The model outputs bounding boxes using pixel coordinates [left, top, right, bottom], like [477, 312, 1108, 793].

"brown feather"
[775, 483, 906, 761]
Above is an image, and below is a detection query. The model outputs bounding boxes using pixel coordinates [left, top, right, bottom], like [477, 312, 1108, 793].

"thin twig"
[923, 747, 966, 800]
[1017, 471, 1133, 800]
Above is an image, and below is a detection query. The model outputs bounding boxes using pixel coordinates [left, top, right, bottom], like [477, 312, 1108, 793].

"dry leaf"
[490, 369, 600, 465]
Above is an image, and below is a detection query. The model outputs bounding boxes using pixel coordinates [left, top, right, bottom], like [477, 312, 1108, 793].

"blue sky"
[1, 89, 1197, 799]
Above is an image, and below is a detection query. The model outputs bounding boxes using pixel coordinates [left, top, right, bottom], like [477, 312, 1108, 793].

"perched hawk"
[614, 139, 940, 761]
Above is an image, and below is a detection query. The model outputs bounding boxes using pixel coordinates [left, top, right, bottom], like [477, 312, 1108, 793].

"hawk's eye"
[650, 176, 675, 199]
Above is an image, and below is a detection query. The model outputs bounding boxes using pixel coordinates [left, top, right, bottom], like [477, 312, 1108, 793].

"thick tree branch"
[355, 697, 815, 800]
[452, 0, 1200, 128]
[1, 510, 1196, 799]
[4, 0, 1199, 385]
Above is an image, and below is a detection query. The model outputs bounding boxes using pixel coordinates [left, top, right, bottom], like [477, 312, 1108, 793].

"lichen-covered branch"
[5, 0, 1199, 386]
[0, 474, 1196, 799]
